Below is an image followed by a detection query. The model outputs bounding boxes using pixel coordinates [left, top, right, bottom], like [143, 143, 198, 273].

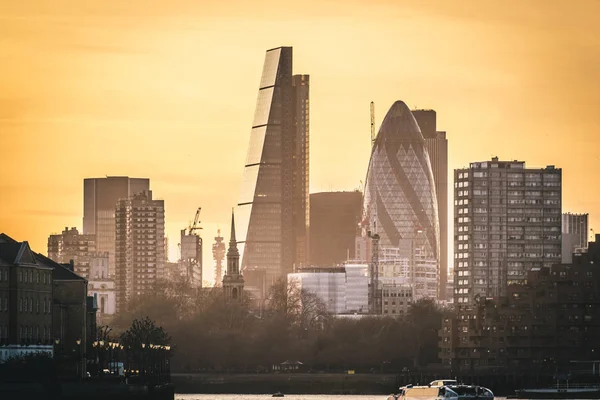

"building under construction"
[177, 208, 203, 288]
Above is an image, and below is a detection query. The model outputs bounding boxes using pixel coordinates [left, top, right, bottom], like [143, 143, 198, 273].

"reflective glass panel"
[245, 126, 267, 165]
[262, 125, 282, 163]
[255, 165, 282, 201]
[246, 203, 281, 243]
[259, 48, 281, 88]
[236, 204, 253, 244]
[238, 165, 259, 205]
[253, 87, 274, 127]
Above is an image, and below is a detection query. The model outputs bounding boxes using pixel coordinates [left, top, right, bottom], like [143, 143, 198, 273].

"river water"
[175, 396, 510, 400]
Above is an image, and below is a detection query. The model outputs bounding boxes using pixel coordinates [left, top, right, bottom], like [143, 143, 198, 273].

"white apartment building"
[288, 263, 369, 315]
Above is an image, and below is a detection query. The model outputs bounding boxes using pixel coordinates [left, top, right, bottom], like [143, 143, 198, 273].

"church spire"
[229, 208, 236, 245]
[227, 209, 239, 259]
[223, 208, 244, 300]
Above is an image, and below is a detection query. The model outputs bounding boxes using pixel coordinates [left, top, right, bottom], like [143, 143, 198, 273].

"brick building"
[440, 250, 600, 376]
[0, 236, 54, 361]
[0, 233, 96, 378]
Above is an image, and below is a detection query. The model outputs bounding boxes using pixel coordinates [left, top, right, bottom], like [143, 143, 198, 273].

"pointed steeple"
[223, 208, 244, 300]
[229, 208, 237, 247]
[226, 209, 240, 262]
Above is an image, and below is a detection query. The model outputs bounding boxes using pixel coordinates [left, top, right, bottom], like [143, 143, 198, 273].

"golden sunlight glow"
[1, 0, 599, 283]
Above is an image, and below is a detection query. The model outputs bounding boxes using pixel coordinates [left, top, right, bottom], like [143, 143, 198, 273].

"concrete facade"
[48, 227, 97, 279]
[83, 176, 150, 277]
[288, 263, 369, 315]
[115, 190, 165, 313]
[454, 158, 562, 305]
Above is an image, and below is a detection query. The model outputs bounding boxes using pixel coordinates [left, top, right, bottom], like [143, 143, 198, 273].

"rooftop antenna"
[370, 101, 376, 147]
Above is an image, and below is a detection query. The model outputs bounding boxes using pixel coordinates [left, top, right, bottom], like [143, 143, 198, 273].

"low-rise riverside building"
[0, 233, 96, 379]
[0, 235, 54, 361]
[440, 242, 600, 375]
[288, 263, 369, 315]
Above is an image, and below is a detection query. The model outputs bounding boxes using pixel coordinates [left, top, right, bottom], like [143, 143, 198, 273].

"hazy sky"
[1, 0, 599, 284]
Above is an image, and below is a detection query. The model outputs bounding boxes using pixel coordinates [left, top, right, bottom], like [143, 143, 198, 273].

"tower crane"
[370, 101, 376, 147]
[188, 207, 202, 236]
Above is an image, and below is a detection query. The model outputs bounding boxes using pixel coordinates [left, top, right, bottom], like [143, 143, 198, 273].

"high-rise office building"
[562, 212, 589, 249]
[362, 101, 440, 299]
[293, 74, 310, 269]
[83, 177, 150, 277]
[114, 190, 165, 313]
[237, 47, 309, 285]
[47, 227, 98, 279]
[412, 110, 449, 300]
[309, 191, 362, 266]
[454, 158, 562, 305]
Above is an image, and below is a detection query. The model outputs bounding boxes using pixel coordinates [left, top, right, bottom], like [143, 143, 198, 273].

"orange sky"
[1, 0, 599, 284]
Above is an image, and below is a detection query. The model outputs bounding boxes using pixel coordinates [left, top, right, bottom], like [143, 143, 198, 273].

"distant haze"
[1, 0, 599, 284]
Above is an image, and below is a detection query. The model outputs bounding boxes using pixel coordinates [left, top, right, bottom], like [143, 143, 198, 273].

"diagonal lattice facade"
[363, 101, 440, 266]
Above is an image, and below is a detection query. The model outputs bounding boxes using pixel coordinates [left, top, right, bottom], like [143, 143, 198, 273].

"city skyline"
[2, 1, 600, 284]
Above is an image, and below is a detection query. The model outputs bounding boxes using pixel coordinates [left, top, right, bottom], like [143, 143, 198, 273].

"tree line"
[112, 278, 445, 373]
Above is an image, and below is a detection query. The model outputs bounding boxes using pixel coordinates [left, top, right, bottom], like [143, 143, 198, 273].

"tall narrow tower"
[115, 190, 165, 313]
[237, 47, 310, 286]
[223, 211, 244, 300]
[212, 229, 225, 286]
[412, 109, 448, 301]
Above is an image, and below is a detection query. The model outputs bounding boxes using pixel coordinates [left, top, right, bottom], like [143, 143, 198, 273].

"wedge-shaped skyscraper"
[237, 47, 309, 285]
[363, 101, 440, 298]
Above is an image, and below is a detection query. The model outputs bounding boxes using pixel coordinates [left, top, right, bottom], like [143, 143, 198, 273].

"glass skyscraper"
[362, 101, 440, 297]
[237, 47, 309, 285]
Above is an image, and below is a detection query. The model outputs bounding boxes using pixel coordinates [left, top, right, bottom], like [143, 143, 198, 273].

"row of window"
[18, 297, 52, 314]
[0, 325, 51, 341]
[458, 189, 561, 198]
[18, 325, 51, 341]
[18, 269, 51, 285]
[461, 171, 560, 180]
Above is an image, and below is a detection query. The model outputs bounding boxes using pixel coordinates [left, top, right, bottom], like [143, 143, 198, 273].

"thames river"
[175, 396, 510, 400]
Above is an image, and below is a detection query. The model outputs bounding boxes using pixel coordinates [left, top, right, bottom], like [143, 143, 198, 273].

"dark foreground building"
[0, 233, 95, 379]
[0, 237, 54, 360]
[309, 191, 362, 266]
[440, 237, 600, 378]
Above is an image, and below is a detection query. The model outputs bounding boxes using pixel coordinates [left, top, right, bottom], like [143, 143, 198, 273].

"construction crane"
[368, 230, 381, 315]
[187, 207, 202, 236]
[370, 101, 376, 147]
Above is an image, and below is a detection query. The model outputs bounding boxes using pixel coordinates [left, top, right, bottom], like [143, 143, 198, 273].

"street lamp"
[141, 343, 146, 378]
[75, 338, 82, 379]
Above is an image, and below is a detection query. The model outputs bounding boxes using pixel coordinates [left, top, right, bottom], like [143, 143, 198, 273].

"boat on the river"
[388, 380, 494, 400]
[516, 382, 600, 399]
[272, 392, 284, 397]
